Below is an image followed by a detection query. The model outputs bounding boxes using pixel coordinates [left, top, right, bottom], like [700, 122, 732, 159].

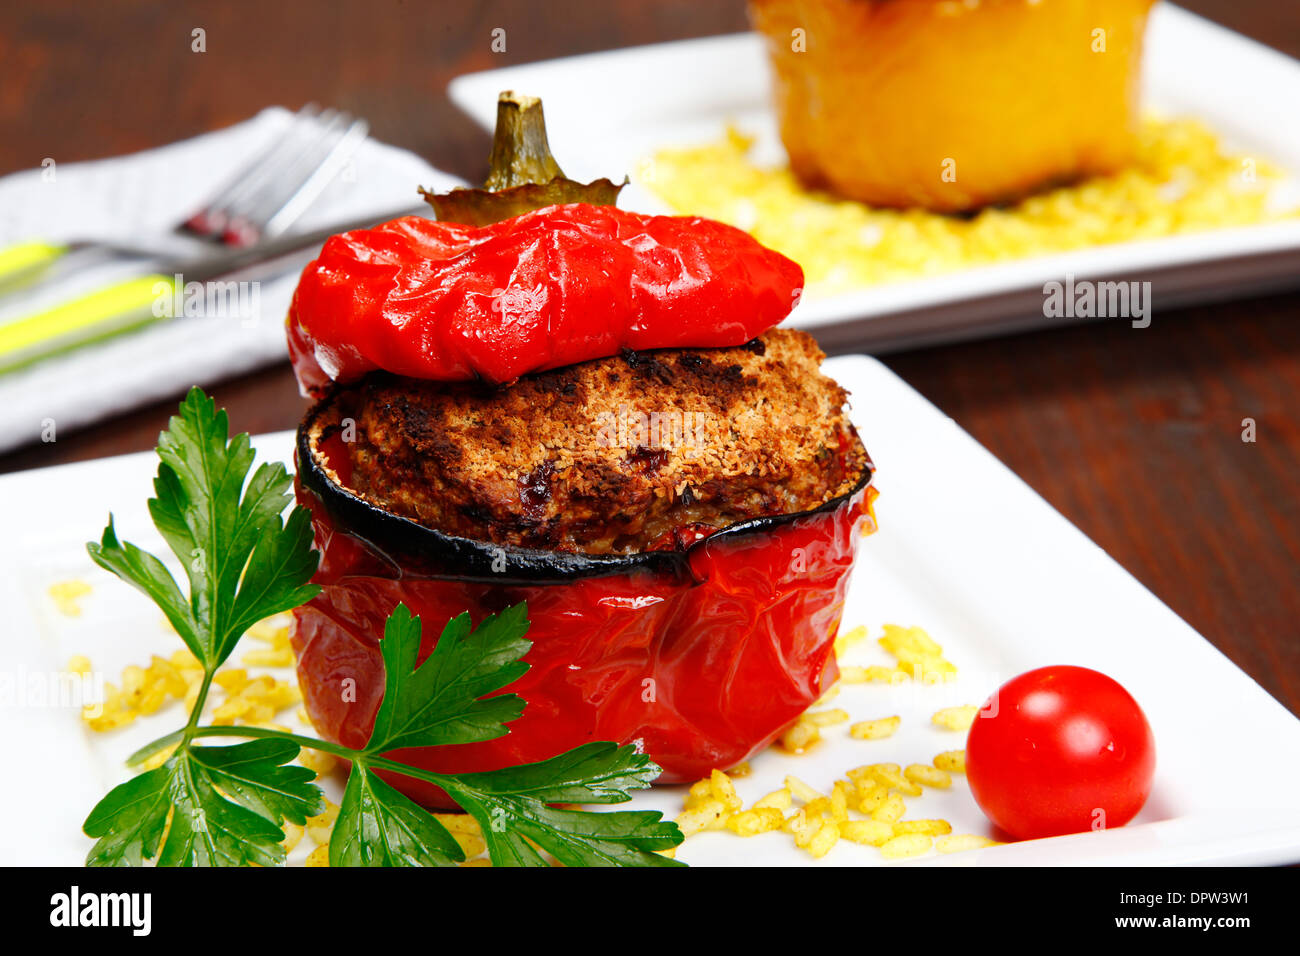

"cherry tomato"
[965, 666, 1155, 840]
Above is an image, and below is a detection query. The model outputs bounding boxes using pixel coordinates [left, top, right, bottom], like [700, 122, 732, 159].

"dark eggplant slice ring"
[297, 387, 874, 585]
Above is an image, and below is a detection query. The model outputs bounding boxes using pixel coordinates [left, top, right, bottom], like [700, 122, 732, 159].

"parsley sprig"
[82, 388, 683, 868]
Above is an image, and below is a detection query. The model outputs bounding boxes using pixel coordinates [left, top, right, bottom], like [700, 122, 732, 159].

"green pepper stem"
[422, 90, 625, 226]
[485, 91, 564, 190]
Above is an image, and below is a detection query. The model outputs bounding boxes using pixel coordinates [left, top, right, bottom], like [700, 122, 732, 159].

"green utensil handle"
[0, 241, 67, 290]
[0, 274, 174, 374]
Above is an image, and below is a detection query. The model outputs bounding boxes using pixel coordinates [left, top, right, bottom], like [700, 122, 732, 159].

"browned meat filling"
[312, 328, 869, 554]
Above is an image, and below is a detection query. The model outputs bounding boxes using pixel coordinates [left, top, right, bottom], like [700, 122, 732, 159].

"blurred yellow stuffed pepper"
[750, 0, 1159, 211]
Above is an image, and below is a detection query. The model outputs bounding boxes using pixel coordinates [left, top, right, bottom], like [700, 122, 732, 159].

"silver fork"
[1, 105, 369, 291]
[181, 105, 370, 247]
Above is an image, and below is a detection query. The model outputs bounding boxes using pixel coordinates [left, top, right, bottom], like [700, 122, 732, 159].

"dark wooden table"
[2, 0, 1297, 715]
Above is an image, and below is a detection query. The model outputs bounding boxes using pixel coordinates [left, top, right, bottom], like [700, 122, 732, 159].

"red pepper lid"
[286, 93, 803, 394]
[286, 205, 803, 392]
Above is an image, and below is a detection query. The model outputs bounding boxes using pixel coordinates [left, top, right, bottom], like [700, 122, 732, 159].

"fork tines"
[183, 104, 369, 247]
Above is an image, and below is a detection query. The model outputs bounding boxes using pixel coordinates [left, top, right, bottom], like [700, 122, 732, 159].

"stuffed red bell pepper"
[286, 93, 877, 807]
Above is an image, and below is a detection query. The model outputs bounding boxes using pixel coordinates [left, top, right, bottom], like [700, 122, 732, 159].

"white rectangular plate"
[3, 355, 1299, 865]
[449, 3, 1300, 352]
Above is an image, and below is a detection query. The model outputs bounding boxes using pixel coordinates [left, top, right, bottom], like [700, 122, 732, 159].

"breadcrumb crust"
[324, 329, 868, 553]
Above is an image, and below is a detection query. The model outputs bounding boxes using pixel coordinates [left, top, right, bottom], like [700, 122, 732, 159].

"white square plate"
[3, 355, 1299, 865]
[449, 3, 1300, 352]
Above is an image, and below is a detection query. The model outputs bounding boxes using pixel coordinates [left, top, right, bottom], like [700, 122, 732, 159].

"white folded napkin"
[0, 108, 464, 453]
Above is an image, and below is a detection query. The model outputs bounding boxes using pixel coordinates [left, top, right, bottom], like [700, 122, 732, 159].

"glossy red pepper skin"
[286, 204, 804, 394]
[290, 461, 875, 809]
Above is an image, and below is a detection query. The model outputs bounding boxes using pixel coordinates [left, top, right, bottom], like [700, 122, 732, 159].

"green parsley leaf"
[355, 606, 683, 867]
[81, 763, 173, 867]
[188, 738, 323, 827]
[84, 742, 319, 867]
[87, 517, 200, 657]
[83, 389, 688, 868]
[224, 505, 318, 650]
[331, 764, 465, 867]
[88, 386, 319, 668]
[448, 787, 683, 868]
[364, 602, 530, 753]
[449, 741, 664, 805]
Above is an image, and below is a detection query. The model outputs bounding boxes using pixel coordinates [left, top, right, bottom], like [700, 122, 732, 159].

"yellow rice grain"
[807, 708, 850, 727]
[936, 834, 1002, 854]
[48, 579, 91, 617]
[305, 799, 339, 845]
[777, 718, 821, 753]
[710, 768, 743, 811]
[881, 833, 934, 860]
[806, 820, 840, 859]
[305, 844, 330, 867]
[904, 764, 953, 789]
[934, 750, 967, 773]
[892, 819, 953, 836]
[871, 792, 906, 824]
[434, 813, 483, 836]
[676, 798, 730, 836]
[753, 788, 792, 811]
[840, 820, 895, 847]
[299, 748, 338, 778]
[866, 764, 923, 797]
[834, 624, 869, 655]
[784, 775, 822, 804]
[850, 716, 900, 740]
[282, 822, 305, 852]
[452, 831, 487, 858]
[726, 808, 785, 836]
[932, 706, 979, 731]
[787, 810, 822, 848]
[241, 647, 295, 668]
